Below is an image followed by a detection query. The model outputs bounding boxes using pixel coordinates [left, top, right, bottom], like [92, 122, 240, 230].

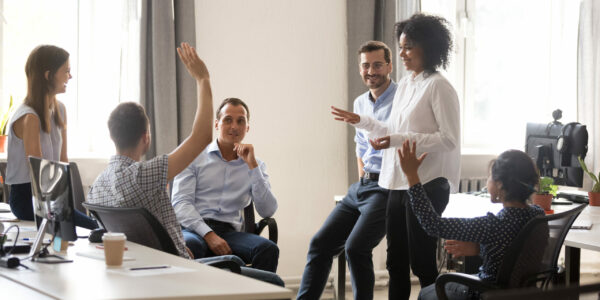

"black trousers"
[387, 177, 450, 300]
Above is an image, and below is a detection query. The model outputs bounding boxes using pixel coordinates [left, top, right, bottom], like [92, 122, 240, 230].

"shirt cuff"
[407, 182, 424, 200]
[194, 222, 213, 237]
[389, 133, 406, 148]
[354, 114, 369, 129]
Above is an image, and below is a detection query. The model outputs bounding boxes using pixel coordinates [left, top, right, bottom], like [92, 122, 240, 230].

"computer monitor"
[27, 156, 76, 261]
[524, 111, 588, 187]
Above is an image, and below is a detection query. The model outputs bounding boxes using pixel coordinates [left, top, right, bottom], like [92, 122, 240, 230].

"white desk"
[443, 193, 502, 218]
[562, 205, 600, 285]
[0, 221, 292, 299]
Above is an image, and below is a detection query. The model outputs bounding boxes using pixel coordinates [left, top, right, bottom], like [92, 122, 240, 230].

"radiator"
[458, 177, 488, 193]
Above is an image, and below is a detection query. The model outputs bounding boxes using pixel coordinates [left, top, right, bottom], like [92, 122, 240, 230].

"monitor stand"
[29, 218, 73, 264]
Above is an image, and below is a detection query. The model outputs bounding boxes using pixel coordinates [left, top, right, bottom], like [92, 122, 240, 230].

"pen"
[129, 265, 170, 271]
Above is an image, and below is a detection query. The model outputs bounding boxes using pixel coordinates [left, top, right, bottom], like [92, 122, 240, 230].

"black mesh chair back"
[483, 282, 600, 300]
[69, 162, 86, 213]
[496, 204, 587, 288]
[0, 161, 9, 203]
[82, 203, 179, 255]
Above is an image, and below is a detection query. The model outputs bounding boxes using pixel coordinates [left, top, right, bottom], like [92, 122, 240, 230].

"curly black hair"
[491, 150, 539, 203]
[395, 13, 453, 72]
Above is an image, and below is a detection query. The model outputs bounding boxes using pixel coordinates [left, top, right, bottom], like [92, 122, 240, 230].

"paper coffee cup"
[102, 232, 126, 266]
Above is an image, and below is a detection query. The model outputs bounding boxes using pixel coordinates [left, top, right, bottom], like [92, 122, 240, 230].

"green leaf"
[538, 176, 558, 196]
[0, 95, 15, 136]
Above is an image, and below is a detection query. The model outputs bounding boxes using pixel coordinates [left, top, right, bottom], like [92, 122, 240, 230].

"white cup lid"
[102, 232, 127, 241]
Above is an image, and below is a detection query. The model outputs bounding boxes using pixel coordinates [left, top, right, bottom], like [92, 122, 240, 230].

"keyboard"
[556, 192, 589, 204]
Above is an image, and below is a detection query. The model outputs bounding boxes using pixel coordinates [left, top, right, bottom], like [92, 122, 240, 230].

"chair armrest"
[436, 273, 498, 300]
[256, 217, 278, 244]
[204, 260, 242, 274]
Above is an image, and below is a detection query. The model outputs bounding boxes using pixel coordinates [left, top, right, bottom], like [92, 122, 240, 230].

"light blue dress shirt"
[171, 140, 278, 237]
[353, 80, 397, 174]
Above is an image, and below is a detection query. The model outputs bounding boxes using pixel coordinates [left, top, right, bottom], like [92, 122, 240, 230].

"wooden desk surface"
[0, 221, 292, 300]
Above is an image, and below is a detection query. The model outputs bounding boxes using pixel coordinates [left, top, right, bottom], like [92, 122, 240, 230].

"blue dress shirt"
[353, 80, 397, 174]
[171, 140, 278, 237]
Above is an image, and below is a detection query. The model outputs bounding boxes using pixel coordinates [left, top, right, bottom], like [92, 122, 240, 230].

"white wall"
[194, 0, 348, 277]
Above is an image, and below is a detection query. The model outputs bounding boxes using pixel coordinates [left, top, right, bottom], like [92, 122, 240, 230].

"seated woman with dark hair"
[397, 140, 545, 300]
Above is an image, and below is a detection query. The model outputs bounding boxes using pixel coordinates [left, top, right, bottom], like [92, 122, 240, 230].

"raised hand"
[234, 143, 258, 169]
[331, 106, 360, 124]
[398, 140, 427, 186]
[444, 240, 480, 257]
[369, 136, 390, 150]
[177, 42, 209, 81]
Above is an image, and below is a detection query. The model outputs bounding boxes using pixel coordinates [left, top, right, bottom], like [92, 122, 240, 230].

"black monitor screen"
[525, 122, 588, 187]
[28, 157, 77, 241]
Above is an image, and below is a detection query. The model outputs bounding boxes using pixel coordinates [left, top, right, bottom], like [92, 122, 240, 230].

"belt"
[363, 172, 379, 181]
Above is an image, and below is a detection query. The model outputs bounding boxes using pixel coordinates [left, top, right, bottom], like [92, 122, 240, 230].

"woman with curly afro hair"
[332, 13, 461, 299]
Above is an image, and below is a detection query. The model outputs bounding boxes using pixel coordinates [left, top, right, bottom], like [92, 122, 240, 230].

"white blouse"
[354, 71, 461, 192]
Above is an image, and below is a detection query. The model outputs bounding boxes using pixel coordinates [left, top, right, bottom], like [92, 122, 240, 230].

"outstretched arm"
[167, 43, 213, 180]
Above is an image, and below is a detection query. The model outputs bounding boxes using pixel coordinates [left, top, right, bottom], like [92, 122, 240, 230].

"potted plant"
[577, 156, 600, 206]
[0, 95, 15, 152]
[532, 176, 557, 211]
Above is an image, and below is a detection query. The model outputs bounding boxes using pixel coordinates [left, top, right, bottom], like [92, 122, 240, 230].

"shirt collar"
[208, 139, 243, 162]
[411, 71, 426, 82]
[207, 139, 221, 154]
[376, 80, 397, 103]
[110, 154, 136, 166]
[368, 80, 397, 105]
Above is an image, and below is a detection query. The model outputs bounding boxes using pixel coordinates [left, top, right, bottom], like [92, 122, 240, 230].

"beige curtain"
[577, 0, 600, 190]
[140, 0, 197, 158]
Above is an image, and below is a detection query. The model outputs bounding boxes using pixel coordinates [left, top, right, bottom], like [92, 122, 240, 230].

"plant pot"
[0, 135, 6, 153]
[532, 193, 553, 210]
[588, 192, 600, 207]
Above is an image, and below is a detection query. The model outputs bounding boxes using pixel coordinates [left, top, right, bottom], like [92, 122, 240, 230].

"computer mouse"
[88, 228, 107, 243]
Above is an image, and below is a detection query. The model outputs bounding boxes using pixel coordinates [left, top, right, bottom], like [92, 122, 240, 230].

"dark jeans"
[182, 220, 279, 272]
[9, 182, 98, 230]
[418, 281, 475, 300]
[387, 177, 450, 300]
[297, 178, 388, 300]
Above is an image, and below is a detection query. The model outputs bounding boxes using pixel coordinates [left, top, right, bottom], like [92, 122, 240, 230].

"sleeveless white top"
[5, 102, 65, 185]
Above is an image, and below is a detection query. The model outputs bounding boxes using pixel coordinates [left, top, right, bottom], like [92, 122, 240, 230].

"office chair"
[82, 203, 241, 273]
[69, 162, 87, 213]
[0, 161, 9, 203]
[482, 282, 600, 300]
[243, 200, 278, 243]
[435, 204, 587, 300]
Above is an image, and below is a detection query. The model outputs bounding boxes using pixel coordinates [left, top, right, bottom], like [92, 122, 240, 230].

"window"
[0, 0, 140, 156]
[421, 0, 580, 154]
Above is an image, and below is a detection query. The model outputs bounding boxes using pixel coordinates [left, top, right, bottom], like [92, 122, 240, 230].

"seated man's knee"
[183, 232, 209, 258]
[257, 239, 279, 259]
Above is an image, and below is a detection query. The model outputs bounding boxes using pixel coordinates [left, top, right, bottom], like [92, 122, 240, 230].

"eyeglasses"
[361, 62, 388, 71]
